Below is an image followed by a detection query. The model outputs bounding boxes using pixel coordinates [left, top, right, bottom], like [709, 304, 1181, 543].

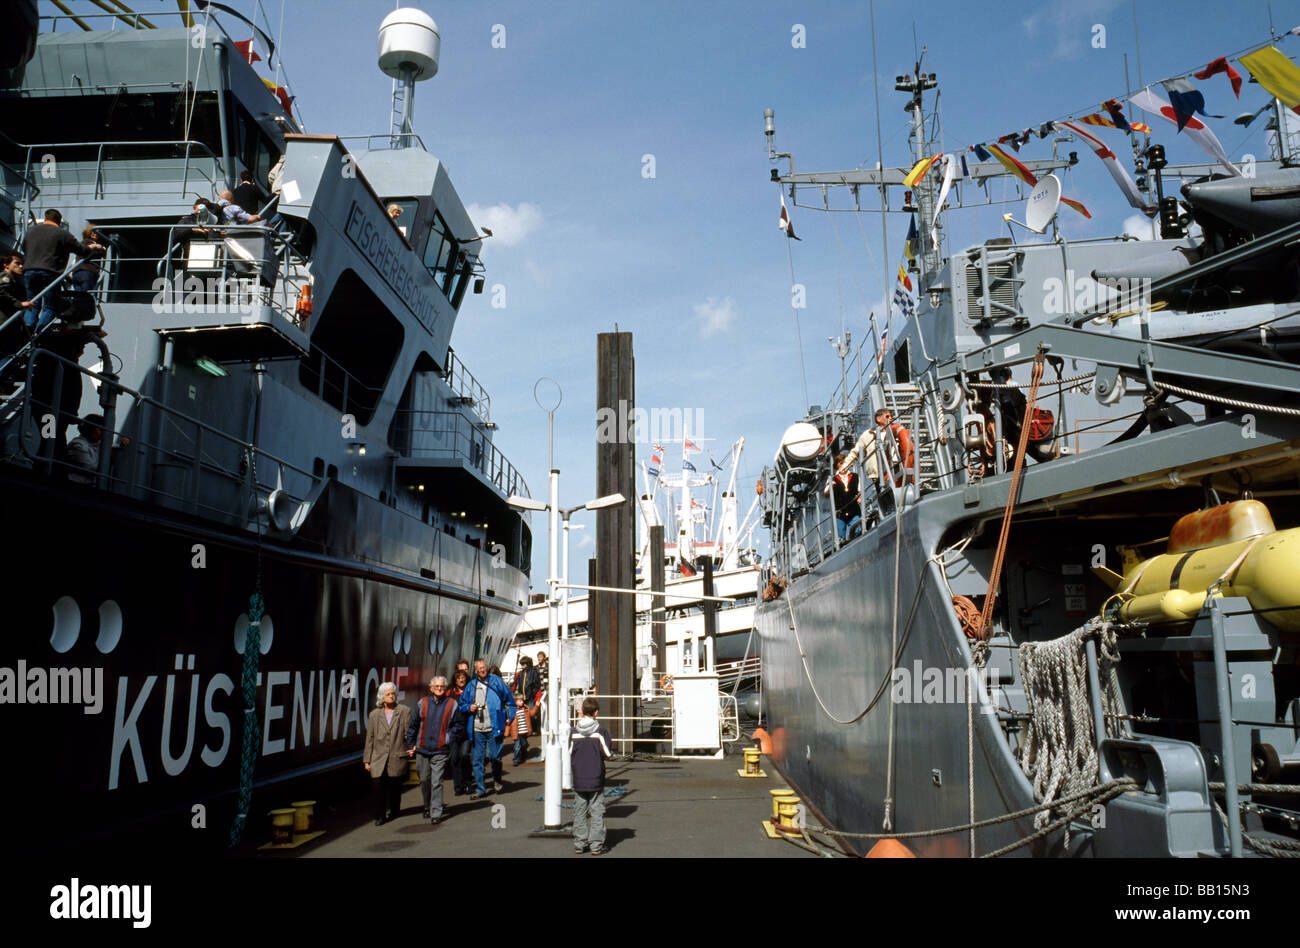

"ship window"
[423, 212, 459, 296]
[449, 252, 473, 310]
[386, 199, 419, 243]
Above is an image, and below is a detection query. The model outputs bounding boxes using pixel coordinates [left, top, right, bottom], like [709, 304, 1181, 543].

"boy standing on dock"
[568, 697, 614, 855]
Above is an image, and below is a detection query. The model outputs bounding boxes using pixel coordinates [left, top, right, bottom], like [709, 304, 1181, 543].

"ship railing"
[6, 346, 319, 525]
[393, 409, 530, 500]
[0, 256, 84, 348]
[0, 159, 42, 234]
[443, 348, 491, 424]
[8, 139, 225, 212]
[34, 8, 303, 130]
[716, 655, 761, 690]
[569, 691, 742, 749]
[337, 134, 429, 154]
[300, 346, 387, 428]
[47, 220, 311, 331]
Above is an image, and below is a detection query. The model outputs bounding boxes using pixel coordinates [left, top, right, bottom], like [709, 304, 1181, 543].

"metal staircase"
[879, 382, 943, 487]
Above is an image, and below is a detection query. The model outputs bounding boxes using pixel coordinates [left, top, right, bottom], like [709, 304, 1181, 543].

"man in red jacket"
[405, 676, 460, 824]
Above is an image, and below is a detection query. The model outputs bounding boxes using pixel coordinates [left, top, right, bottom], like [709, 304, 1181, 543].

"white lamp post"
[560, 520, 584, 790]
[509, 378, 626, 833]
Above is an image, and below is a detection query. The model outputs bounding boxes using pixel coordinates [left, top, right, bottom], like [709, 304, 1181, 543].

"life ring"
[660, 674, 674, 692]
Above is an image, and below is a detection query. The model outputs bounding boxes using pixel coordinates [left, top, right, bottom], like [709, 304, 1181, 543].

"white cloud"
[693, 296, 737, 337]
[465, 201, 543, 248]
[1123, 214, 1156, 240]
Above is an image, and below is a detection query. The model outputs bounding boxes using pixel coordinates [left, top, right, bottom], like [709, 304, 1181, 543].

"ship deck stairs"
[880, 382, 941, 487]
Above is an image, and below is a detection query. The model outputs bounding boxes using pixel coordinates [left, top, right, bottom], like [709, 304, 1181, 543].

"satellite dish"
[1025, 174, 1062, 233]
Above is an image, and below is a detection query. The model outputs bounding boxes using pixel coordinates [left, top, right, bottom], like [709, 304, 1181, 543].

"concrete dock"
[258, 753, 830, 858]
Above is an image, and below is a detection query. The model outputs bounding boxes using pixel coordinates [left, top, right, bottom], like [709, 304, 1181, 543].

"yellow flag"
[903, 155, 941, 188]
[1240, 46, 1300, 109]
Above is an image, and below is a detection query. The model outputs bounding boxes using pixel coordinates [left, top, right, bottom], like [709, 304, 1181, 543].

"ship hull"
[0, 467, 524, 851]
[755, 500, 1054, 858]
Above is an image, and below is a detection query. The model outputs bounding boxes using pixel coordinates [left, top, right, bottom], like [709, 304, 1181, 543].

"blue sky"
[234, 0, 1300, 581]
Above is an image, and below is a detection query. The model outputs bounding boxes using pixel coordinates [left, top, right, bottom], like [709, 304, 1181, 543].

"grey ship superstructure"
[756, 56, 1300, 856]
[0, 4, 531, 848]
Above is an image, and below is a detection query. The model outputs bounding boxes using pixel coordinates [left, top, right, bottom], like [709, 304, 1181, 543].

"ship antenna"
[869, 0, 890, 376]
[378, 8, 441, 149]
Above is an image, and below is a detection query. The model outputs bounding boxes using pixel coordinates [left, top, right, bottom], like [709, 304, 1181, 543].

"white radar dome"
[378, 8, 440, 81]
[779, 422, 823, 462]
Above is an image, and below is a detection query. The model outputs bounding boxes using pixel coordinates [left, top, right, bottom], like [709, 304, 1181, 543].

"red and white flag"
[778, 190, 800, 240]
[1061, 121, 1155, 213]
[233, 38, 262, 65]
[1128, 87, 1241, 177]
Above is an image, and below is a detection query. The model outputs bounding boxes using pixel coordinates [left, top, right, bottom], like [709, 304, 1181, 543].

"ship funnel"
[378, 8, 441, 147]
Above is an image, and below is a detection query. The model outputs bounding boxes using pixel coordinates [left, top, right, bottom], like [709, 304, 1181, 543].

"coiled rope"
[1017, 618, 1131, 848]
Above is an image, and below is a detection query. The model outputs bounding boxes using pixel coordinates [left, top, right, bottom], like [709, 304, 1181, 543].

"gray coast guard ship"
[757, 52, 1300, 857]
[0, 4, 530, 848]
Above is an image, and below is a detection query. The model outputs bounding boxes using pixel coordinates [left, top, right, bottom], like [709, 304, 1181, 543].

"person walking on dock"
[569, 697, 614, 855]
[407, 675, 459, 823]
[448, 668, 473, 795]
[458, 659, 514, 799]
[511, 656, 540, 765]
[364, 681, 413, 825]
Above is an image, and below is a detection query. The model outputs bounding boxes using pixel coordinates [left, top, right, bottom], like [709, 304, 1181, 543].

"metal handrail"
[338, 134, 429, 154]
[443, 347, 491, 423]
[17, 139, 224, 203]
[0, 257, 82, 341]
[393, 408, 530, 500]
[10, 346, 317, 522]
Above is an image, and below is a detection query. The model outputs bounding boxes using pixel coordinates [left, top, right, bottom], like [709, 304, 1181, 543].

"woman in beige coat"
[364, 682, 413, 825]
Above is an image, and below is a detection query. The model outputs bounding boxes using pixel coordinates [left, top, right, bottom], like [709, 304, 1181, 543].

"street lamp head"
[584, 492, 626, 511]
[507, 495, 547, 512]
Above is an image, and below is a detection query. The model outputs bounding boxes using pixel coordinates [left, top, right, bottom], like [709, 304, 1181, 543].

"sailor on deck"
[836, 408, 914, 509]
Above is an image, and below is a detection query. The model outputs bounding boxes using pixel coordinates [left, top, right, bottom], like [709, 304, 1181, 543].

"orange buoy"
[865, 838, 917, 858]
[770, 726, 787, 763]
[752, 727, 773, 756]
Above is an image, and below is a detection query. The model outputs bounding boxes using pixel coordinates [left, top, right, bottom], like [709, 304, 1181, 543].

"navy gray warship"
[0, 4, 531, 849]
[756, 51, 1300, 856]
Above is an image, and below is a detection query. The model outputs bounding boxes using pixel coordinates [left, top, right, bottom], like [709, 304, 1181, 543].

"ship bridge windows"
[423, 210, 475, 307]
[0, 92, 224, 169]
[233, 109, 281, 206]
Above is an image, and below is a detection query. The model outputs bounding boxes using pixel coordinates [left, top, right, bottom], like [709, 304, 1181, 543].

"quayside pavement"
[258, 754, 830, 858]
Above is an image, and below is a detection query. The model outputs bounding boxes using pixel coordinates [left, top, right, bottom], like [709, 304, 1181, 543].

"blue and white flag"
[892, 285, 915, 319]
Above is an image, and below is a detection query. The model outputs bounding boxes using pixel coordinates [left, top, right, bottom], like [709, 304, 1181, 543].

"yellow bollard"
[268, 808, 296, 845]
[776, 797, 803, 837]
[290, 800, 316, 835]
[738, 747, 768, 778]
[769, 788, 797, 819]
